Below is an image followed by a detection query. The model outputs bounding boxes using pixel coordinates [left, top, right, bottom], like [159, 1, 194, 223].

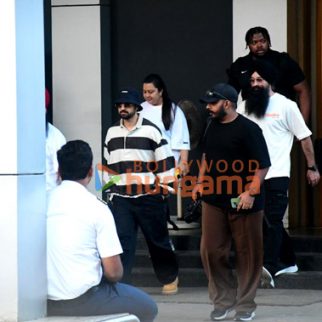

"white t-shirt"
[140, 101, 190, 162]
[237, 93, 311, 179]
[47, 180, 123, 300]
[46, 123, 66, 191]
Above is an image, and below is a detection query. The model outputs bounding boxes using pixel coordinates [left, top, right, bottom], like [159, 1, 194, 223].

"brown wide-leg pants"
[200, 202, 263, 313]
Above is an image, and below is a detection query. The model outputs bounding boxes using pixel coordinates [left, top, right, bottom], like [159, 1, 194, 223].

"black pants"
[111, 194, 178, 285]
[263, 177, 296, 275]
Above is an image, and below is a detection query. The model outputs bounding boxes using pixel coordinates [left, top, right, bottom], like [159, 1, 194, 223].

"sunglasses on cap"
[205, 90, 230, 101]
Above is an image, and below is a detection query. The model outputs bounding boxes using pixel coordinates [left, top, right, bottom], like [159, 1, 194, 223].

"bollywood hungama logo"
[95, 159, 261, 197]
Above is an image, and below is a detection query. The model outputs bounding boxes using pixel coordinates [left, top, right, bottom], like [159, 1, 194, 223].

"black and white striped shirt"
[104, 115, 175, 197]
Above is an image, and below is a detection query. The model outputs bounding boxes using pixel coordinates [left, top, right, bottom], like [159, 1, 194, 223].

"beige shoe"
[162, 277, 178, 295]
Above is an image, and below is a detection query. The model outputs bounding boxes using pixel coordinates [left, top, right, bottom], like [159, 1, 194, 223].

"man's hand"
[307, 169, 320, 186]
[192, 183, 203, 201]
[237, 190, 255, 211]
[178, 160, 189, 177]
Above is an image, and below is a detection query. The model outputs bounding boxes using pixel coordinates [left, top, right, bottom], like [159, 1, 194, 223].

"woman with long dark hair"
[141, 73, 190, 175]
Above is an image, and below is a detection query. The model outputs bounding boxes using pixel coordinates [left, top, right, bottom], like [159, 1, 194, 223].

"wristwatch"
[307, 165, 318, 171]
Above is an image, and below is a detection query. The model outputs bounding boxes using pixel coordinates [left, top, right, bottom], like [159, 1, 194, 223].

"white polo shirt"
[47, 180, 122, 300]
[237, 93, 311, 179]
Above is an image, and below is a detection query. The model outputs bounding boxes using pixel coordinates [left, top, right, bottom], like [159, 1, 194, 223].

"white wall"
[233, 0, 287, 60]
[52, 0, 102, 195]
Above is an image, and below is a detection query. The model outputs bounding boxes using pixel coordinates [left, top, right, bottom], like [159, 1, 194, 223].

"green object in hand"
[101, 175, 121, 191]
[230, 197, 240, 209]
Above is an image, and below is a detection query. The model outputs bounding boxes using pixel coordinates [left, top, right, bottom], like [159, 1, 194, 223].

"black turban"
[250, 59, 277, 85]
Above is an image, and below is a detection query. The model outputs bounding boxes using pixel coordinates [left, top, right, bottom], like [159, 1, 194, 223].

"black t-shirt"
[227, 49, 305, 101]
[201, 114, 271, 213]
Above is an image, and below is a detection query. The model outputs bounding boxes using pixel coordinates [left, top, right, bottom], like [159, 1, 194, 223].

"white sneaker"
[275, 264, 298, 277]
[261, 267, 275, 288]
[234, 311, 256, 321]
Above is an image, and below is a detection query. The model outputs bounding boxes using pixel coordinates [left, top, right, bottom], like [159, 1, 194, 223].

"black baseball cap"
[200, 83, 238, 104]
[114, 88, 143, 111]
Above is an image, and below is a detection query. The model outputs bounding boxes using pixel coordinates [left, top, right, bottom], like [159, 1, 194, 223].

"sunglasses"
[205, 90, 229, 101]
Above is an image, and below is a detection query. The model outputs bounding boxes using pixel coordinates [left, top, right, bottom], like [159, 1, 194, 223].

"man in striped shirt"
[104, 88, 179, 295]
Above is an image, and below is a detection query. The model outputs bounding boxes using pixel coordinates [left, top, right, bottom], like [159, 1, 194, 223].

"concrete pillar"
[0, 0, 47, 321]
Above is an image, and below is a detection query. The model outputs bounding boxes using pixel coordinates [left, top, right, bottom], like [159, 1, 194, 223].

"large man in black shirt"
[227, 26, 310, 123]
[192, 83, 271, 321]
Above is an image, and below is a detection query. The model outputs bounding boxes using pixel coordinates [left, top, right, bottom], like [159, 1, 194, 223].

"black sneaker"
[234, 311, 255, 321]
[210, 307, 232, 320]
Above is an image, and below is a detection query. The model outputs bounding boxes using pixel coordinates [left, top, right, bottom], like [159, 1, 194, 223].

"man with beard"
[104, 88, 179, 295]
[237, 60, 320, 288]
[192, 83, 271, 321]
[227, 26, 310, 123]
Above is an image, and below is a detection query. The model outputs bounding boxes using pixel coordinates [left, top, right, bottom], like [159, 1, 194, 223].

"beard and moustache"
[245, 86, 270, 118]
[209, 102, 227, 121]
[119, 109, 136, 120]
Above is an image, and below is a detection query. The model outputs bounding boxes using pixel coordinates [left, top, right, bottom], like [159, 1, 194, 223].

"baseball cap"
[114, 88, 143, 111]
[200, 83, 238, 104]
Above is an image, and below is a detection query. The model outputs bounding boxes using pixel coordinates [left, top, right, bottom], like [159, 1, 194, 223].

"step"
[296, 252, 322, 271]
[130, 267, 322, 290]
[136, 227, 322, 253]
[133, 225, 322, 289]
[131, 267, 208, 287]
[273, 271, 322, 290]
[134, 248, 322, 272]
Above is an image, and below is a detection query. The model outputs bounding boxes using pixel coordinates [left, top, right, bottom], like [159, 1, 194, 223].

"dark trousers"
[263, 177, 296, 275]
[201, 202, 263, 313]
[111, 194, 178, 285]
[47, 281, 157, 322]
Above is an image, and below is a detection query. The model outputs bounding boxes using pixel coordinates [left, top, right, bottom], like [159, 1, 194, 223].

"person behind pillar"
[104, 88, 179, 295]
[192, 83, 271, 321]
[227, 26, 311, 123]
[45, 88, 66, 191]
[47, 140, 157, 321]
[237, 60, 320, 289]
